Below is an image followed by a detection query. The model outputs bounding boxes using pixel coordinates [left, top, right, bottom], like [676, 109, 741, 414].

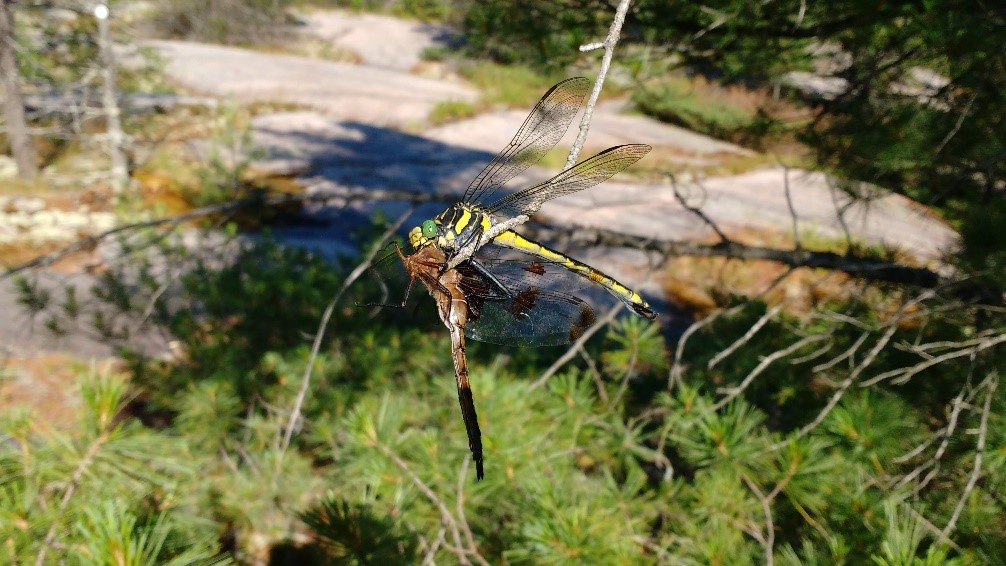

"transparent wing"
[487, 144, 651, 220]
[366, 242, 409, 305]
[462, 77, 591, 206]
[455, 244, 607, 346]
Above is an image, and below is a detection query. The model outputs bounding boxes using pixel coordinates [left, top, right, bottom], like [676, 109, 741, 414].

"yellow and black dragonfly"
[379, 77, 657, 480]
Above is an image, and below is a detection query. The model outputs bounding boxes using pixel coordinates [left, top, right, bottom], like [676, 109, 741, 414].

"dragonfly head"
[408, 219, 439, 250]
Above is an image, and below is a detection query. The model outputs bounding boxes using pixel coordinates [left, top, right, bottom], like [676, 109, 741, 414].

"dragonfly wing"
[487, 144, 651, 220]
[455, 245, 604, 346]
[463, 77, 591, 206]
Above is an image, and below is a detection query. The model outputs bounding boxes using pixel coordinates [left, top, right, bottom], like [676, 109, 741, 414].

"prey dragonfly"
[381, 77, 656, 480]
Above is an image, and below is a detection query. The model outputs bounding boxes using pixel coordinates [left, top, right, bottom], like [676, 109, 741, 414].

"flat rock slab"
[251, 112, 958, 270]
[425, 101, 752, 161]
[541, 167, 958, 263]
[298, 10, 460, 71]
[150, 40, 476, 127]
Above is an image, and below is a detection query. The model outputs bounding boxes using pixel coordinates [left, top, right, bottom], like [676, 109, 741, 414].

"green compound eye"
[421, 220, 437, 239]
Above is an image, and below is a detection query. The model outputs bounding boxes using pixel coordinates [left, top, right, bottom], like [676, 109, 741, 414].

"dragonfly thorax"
[431, 204, 493, 254]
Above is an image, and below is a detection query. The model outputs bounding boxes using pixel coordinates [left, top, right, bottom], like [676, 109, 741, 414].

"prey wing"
[454, 244, 606, 347]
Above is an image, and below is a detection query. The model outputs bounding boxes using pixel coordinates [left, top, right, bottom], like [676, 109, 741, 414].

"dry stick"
[900, 367, 988, 495]
[668, 267, 798, 391]
[910, 509, 963, 552]
[277, 209, 414, 461]
[940, 373, 997, 543]
[421, 528, 447, 566]
[579, 348, 610, 404]
[827, 178, 855, 253]
[766, 321, 899, 453]
[782, 166, 801, 251]
[860, 333, 1006, 387]
[897, 328, 1003, 354]
[707, 303, 785, 369]
[910, 352, 979, 491]
[671, 174, 733, 244]
[742, 475, 775, 566]
[812, 330, 870, 374]
[455, 457, 489, 566]
[608, 331, 640, 410]
[531, 303, 621, 390]
[766, 290, 937, 452]
[35, 430, 111, 566]
[565, 0, 634, 168]
[788, 338, 835, 365]
[377, 442, 471, 566]
[668, 307, 740, 390]
[713, 333, 831, 411]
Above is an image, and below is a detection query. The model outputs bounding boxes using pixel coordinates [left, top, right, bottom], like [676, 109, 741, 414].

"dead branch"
[455, 457, 489, 566]
[766, 290, 938, 451]
[565, 0, 634, 168]
[547, 226, 946, 289]
[708, 304, 785, 370]
[276, 208, 414, 463]
[531, 304, 621, 390]
[670, 173, 733, 244]
[742, 474, 775, 566]
[713, 332, 831, 411]
[377, 442, 476, 566]
[940, 373, 997, 542]
[860, 333, 1006, 387]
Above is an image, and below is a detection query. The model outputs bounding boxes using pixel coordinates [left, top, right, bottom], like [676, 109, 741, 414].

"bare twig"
[668, 267, 798, 391]
[579, 348, 610, 404]
[670, 174, 733, 244]
[812, 330, 870, 373]
[566, 0, 634, 168]
[782, 166, 801, 251]
[531, 304, 621, 390]
[421, 528, 447, 566]
[742, 474, 775, 566]
[669, 305, 744, 390]
[455, 457, 489, 566]
[713, 333, 831, 411]
[277, 209, 413, 462]
[608, 325, 640, 410]
[827, 178, 855, 253]
[554, 226, 946, 289]
[708, 304, 785, 370]
[860, 333, 1006, 387]
[940, 373, 997, 542]
[765, 290, 937, 451]
[377, 442, 475, 566]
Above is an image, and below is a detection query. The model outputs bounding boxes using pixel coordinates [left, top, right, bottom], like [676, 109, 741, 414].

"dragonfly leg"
[355, 277, 417, 309]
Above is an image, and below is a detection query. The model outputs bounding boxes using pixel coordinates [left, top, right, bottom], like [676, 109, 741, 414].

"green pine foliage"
[0, 369, 228, 564]
[10, 227, 1001, 562]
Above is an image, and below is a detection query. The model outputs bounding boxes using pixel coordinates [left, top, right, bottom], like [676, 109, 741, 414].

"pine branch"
[35, 429, 111, 566]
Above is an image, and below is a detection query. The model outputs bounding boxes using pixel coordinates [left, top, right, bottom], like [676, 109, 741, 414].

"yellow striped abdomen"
[493, 230, 656, 319]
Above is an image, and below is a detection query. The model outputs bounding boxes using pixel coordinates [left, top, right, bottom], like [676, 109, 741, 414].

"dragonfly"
[383, 77, 657, 480]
